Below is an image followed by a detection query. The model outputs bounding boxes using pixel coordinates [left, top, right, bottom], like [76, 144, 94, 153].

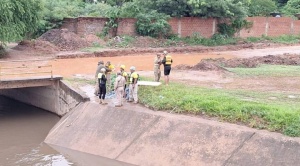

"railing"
[0, 60, 53, 80]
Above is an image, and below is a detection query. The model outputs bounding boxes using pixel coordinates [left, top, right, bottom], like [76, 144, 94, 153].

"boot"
[102, 99, 108, 105]
[99, 99, 102, 104]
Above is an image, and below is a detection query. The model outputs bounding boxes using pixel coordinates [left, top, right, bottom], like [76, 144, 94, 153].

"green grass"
[139, 83, 300, 137]
[227, 65, 300, 77]
[246, 34, 300, 44]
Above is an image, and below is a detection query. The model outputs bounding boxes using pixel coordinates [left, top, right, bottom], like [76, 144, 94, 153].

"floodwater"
[0, 95, 75, 166]
[50, 53, 235, 77]
[0, 95, 135, 166]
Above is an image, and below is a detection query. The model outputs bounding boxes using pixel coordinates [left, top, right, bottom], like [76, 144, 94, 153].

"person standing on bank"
[120, 65, 128, 98]
[154, 53, 162, 82]
[128, 66, 139, 104]
[161, 51, 173, 85]
[94, 61, 105, 96]
[114, 72, 126, 107]
[105, 61, 114, 93]
[98, 68, 108, 105]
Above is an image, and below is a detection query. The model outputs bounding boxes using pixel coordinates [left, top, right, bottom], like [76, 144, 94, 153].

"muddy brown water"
[0, 95, 133, 166]
[50, 53, 235, 77]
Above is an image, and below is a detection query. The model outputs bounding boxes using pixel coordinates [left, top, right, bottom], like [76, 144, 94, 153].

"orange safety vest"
[165, 55, 172, 65]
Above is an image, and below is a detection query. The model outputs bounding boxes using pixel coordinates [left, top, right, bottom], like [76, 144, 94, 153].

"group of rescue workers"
[94, 50, 173, 107]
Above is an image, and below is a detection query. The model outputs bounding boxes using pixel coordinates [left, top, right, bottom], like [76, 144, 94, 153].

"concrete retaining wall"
[0, 80, 89, 116]
[45, 102, 300, 166]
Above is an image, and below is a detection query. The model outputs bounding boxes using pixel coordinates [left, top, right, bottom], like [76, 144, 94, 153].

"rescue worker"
[114, 71, 126, 107]
[161, 51, 173, 86]
[128, 66, 139, 104]
[98, 68, 108, 104]
[154, 53, 162, 82]
[120, 65, 128, 98]
[105, 61, 114, 93]
[94, 60, 105, 96]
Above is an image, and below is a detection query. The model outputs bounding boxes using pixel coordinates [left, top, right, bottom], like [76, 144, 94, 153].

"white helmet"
[100, 68, 106, 72]
[163, 50, 168, 55]
[130, 66, 136, 71]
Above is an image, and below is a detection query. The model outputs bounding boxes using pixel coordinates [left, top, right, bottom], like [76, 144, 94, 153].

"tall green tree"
[248, 0, 277, 16]
[282, 0, 300, 16]
[0, 0, 42, 44]
[187, 0, 249, 19]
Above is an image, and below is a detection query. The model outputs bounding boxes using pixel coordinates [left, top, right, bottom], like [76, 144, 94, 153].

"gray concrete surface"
[45, 102, 300, 166]
[0, 76, 62, 89]
[0, 80, 89, 116]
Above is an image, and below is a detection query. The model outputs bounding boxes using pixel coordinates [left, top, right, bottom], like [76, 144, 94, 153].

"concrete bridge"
[0, 60, 88, 116]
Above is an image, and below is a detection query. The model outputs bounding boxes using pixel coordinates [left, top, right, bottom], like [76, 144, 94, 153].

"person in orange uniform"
[128, 66, 139, 104]
[161, 51, 173, 85]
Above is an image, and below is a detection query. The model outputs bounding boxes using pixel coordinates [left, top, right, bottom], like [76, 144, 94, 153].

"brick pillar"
[178, 18, 182, 37]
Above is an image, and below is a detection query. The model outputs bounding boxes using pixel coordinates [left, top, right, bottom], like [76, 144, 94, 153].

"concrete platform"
[0, 75, 62, 89]
[45, 102, 300, 166]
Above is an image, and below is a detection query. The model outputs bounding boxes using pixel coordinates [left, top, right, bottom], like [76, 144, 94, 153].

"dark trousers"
[99, 84, 106, 99]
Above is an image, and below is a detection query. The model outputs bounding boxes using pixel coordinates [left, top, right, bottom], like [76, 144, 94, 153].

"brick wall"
[294, 20, 300, 34]
[76, 17, 108, 37]
[267, 17, 293, 36]
[61, 17, 300, 38]
[177, 17, 216, 38]
[239, 17, 267, 38]
[117, 18, 137, 36]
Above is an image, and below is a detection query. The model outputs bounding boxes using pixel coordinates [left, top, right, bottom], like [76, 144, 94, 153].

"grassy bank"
[139, 83, 300, 137]
[227, 65, 300, 77]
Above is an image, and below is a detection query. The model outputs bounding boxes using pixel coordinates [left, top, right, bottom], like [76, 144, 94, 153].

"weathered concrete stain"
[44, 102, 300, 166]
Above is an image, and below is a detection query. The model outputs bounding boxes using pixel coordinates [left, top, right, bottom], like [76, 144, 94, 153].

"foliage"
[0, 0, 42, 44]
[139, 83, 300, 137]
[218, 19, 253, 37]
[82, 2, 113, 17]
[187, 0, 250, 19]
[282, 0, 300, 16]
[245, 34, 300, 44]
[137, 0, 193, 17]
[136, 11, 171, 38]
[36, 0, 85, 37]
[248, 0, 277, 16]
[101, 6, 120, 37]
[227, 64, 300, 77]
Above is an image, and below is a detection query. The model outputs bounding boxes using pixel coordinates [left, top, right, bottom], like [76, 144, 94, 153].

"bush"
[282, 0, 300, 16]
[136, 11, 171, 38]
[248, 0, 277, 16]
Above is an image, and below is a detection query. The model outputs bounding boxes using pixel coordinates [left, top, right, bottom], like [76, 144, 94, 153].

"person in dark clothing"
[98, 68, 108, 104]
[161, 51, 173, 85]
[94, 60, 105, 96]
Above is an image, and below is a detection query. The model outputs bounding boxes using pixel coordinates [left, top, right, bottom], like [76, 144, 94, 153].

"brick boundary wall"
[61, 17, 300, 38]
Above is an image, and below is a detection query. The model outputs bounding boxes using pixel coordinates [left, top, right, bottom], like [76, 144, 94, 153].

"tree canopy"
[0, 0, 42, 44]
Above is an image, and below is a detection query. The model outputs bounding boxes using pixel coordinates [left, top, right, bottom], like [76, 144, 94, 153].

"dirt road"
[49, 45, 300, 77]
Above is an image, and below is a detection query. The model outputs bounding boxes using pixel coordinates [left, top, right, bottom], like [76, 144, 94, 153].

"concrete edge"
[59, 80, 90, 102]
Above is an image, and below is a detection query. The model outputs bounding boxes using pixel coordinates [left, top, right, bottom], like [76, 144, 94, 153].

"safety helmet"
[100, 68, 106, 72]
[98, 60, 104, 65]
[130, 66, 136, 71]
[120, 65, 125, 69]
[163, 50, 168, 55]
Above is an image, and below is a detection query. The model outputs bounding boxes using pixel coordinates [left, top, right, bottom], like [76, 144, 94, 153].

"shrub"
[136, 11, 171, 38]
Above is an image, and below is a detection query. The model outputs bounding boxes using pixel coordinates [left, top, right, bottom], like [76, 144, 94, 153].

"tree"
[248, 0, 277, 16]
[137, 0, 193, 17]
[282, 0, 300, 16]
[0, 0, 42, 44]
[187, 0, 249, 19]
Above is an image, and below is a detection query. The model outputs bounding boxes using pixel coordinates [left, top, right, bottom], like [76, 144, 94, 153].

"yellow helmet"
[120, 65, 125, 69]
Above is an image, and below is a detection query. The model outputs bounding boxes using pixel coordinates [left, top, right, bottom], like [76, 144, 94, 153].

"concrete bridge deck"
[0, 75, 63, 89]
